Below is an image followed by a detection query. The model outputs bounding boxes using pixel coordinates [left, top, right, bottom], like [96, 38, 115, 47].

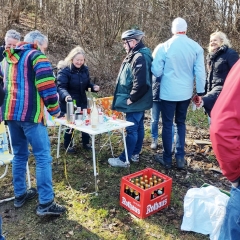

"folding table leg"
[57, 124, 62, 159]
[91, 134, 98, 195]
[121, 128, 130, 165]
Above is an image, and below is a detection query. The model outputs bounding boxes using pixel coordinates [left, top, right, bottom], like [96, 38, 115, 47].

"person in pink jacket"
[210, 59, 240, 240]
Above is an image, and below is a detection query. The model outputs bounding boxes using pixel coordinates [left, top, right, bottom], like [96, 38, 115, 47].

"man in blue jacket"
[151, 17, 206, 169]
[108, 29, 152, 167]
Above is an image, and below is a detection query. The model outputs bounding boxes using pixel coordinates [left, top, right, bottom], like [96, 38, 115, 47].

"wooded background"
[0, 0, 240, 94]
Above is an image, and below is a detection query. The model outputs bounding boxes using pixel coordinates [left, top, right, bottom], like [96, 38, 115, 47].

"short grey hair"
[5, 29, 21, 42]
[24, 30, 48, 46]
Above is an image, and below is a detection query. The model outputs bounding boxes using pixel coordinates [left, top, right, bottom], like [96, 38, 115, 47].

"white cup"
[75, 119, 83, 126]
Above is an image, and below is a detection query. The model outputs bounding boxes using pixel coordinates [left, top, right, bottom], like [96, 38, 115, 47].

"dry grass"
[0, 109, 227, 240]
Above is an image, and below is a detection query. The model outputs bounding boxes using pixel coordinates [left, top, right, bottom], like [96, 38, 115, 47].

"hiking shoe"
[155, 154, 172, 169]
[150, 138, 158, 149]
[176, 158, 185, 169]
[83, 144, 92, 151]
[65, 147, 76, 154]
[131, 154, 139, 162]
[36, 201, 66, 217]
[14, 188, 38, 208]
[108, 157, 129, 168]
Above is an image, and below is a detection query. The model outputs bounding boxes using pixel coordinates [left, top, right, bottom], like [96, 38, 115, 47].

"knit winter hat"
[171, 17, 187, 34]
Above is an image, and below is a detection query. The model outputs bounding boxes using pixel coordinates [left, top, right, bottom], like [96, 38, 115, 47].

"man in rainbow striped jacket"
[0, 30, 66, 217]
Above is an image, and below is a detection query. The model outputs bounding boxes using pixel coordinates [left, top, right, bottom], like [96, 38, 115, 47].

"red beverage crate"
[120, 168, 172, 219]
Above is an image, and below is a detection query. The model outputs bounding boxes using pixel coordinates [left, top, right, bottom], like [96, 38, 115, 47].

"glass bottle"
[90, 97, 99, 129]
[149, 181, 154, 188]
[151, 191, 156, 199]
[87, 88, 93, 114]
[156, 188, 163, 196]
[129, 188, 135, 198]
[134, 191, 140, 201]
[73, 99, 77, 112]
[124, 185, 130, 195]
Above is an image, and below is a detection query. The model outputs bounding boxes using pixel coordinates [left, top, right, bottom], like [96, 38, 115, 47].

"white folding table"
[54, 118, 134, 195]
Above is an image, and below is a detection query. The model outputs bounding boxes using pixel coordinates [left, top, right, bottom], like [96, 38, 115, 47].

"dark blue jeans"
[7, 120, 54, 204]
[119, 112, 144, 162]
[219, 185, 240, 240]
[151, 100, 175, 142]
[161, 99, 190, 165]
[0, 215, 4, 240]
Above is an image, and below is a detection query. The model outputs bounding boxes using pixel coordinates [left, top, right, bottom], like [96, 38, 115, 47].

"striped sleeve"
[32, 53, 60, 116]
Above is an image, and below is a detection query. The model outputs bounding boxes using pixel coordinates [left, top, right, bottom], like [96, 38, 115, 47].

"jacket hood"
[127, 41, 152, 61]
[138, 45, 152, 59]
[132, 41, 152, 58]
[4, 42, 40, 64]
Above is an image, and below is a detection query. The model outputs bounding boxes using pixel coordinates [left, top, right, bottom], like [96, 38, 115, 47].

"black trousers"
[64, 128, 90, 148]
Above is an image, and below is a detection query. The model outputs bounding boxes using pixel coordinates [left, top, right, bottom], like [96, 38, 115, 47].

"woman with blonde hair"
[57, 46, 100, 152]
[199, 31, 239, 117]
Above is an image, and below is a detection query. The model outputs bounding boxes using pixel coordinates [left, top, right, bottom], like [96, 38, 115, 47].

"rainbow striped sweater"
[0, 43, 60, 124]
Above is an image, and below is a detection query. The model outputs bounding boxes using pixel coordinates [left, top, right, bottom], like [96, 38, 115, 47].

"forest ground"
[0, 108, 229, 240]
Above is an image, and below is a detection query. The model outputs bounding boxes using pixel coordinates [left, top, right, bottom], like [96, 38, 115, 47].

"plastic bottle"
[90, 97, 99, 129]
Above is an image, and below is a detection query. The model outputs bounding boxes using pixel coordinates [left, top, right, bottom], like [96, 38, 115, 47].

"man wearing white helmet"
[151, 17, 206, 169]
[108, 29, 153, 167]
